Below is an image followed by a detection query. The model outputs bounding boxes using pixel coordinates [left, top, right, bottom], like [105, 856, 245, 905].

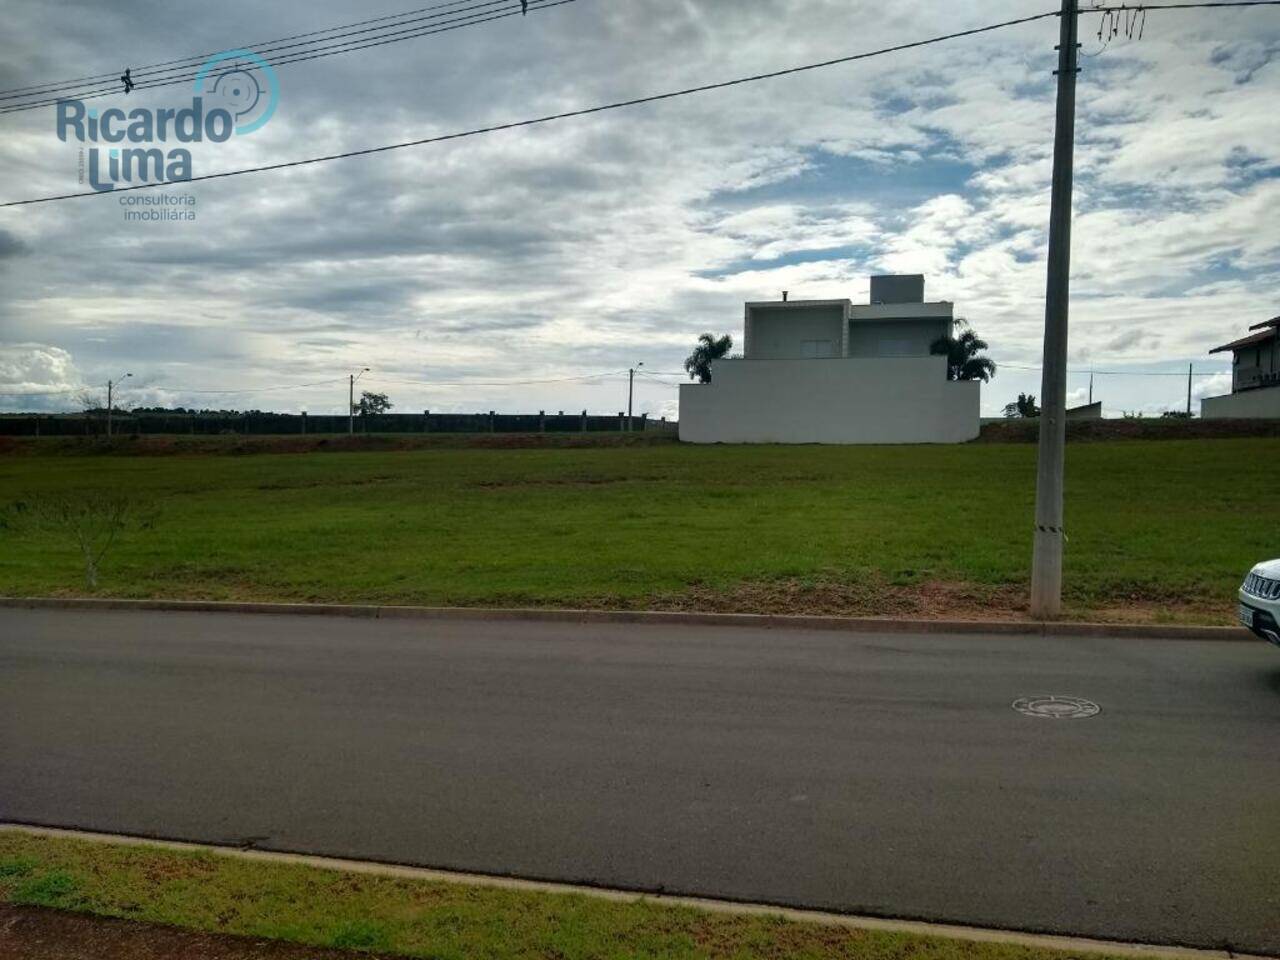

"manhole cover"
[1011, 695, 1100, 719]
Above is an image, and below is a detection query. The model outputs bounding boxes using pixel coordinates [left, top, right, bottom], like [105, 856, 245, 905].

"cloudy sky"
[0, 0, 1276, 419]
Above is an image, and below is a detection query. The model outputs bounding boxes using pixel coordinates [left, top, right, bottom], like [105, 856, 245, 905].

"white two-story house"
[1201, 316, 1280, 419]
[679, 275, 980, 444]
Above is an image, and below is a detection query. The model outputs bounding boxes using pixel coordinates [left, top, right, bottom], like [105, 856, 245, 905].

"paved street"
[2, 608, 1278, 952]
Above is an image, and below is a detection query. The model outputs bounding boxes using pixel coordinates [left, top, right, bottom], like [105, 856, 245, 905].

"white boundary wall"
[1201, 388, 1280, 419]
[679, 356, 979, 444]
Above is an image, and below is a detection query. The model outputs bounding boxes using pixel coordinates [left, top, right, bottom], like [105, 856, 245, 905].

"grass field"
[0, 830, 1139, 960]
[1, 437, 1274, 622]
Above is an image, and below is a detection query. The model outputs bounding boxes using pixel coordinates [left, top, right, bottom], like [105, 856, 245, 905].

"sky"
[0, 0, 1277, 420]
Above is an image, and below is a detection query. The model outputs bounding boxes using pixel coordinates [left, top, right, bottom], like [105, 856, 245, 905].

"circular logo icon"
[1011, 695, 1100, 720]
[193, 48, 278, 135]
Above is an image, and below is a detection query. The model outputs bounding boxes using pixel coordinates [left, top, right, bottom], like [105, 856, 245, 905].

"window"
[801, 339, 834, 358]
[878, 338, 914, 356]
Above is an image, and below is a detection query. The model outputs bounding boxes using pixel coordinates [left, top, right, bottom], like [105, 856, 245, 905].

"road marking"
[2, 823, 1269, 960]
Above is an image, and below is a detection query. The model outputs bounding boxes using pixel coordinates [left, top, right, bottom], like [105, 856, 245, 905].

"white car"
[1239, 559, 1280, 645]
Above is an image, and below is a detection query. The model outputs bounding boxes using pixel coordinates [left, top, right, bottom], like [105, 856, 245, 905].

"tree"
[929, 321, 996, 383]
[3, 493, 156, 589]
[684, 333, 734, 384]
[354, 391, 393, 416]
[76, 389, 105, 414]
[1003, 393, 1040, 418]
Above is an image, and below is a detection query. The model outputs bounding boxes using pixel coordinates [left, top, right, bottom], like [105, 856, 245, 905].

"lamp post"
[349, 368, 369, 435]
[628, 362, 643, 431]
[106, 372, 132, 438]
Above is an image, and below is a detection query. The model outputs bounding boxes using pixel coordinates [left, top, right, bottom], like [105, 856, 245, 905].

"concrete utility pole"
[348, 367, 369, 435]
[1030, 0, 1079, 620]
[628, 362, 643, 431]
[106, 372, 131, 438]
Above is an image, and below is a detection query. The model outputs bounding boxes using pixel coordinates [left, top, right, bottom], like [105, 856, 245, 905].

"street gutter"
[0, 596, 1249, 640]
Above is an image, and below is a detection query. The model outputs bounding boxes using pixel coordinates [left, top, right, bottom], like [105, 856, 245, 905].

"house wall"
[847, 318, 950, 358]
[678, 356, 979, 444]
[1066, 401, 1103, 420]
[1201, 386, 1280, 419]
[746, 305, 845, 359]
[1231, 339, 1278, 392]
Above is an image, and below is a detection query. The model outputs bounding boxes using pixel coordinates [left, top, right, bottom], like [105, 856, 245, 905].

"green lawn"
[0, 438, 1273, 621]
[0, 830, 1139, 960]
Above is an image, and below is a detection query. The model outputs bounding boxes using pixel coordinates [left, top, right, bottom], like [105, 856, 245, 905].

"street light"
[106, 372, 132, 438]
[628, 362, 643, 432]
[349, 367, 370, 435]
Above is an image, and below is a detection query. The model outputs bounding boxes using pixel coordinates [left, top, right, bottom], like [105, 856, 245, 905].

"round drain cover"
[1012, 695, 1100, 719]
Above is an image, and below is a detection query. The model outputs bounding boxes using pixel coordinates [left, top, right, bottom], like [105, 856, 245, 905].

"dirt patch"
[0, 903, 395, 960]
[641, 577, 1031, 621]
[471, 474, 665, 489]
[979, 417, 1280, 443]
[689, 913, 869, 960]
[255, 475, 396, 491]
[607, 576, 1232, 625]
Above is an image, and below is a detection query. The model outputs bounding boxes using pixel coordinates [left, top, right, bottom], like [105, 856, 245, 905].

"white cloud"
[0, 0, 1275, 416]
[0, 343, 85, 410]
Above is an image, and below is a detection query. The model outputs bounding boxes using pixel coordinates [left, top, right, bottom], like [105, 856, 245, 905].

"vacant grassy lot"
[0, 830, 1139, 960]
[0, 438, 1274, 622]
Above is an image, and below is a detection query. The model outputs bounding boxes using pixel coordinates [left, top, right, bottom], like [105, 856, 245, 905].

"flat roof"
[744, 299, 850, 309]
[744, 299, 953, 310]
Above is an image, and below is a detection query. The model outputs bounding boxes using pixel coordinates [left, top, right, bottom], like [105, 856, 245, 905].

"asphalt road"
[3, 609, 1279, 953]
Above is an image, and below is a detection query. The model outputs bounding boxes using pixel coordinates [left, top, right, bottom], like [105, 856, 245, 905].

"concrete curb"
[1, 824, 1271, 960]
[0, 595, 1249, 641]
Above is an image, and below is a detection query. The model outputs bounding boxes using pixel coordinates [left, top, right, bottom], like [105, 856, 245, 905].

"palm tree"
[929, 321, 996, 383]
[684, 333, 734, 384]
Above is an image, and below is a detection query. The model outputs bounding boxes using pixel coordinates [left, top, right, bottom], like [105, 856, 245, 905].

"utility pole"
[627, 362, 643, 431]
[1030, 0, 1079, 620]
[348, 367, 369, 435]
[1186, 362, 1193, 416]
[106, 372, 131, 438]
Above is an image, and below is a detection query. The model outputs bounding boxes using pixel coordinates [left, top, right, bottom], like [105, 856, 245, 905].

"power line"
[999, 362, 1229, 376]
[7, 0, 1273, 112]
[365, 370, 629, 386]
[0, 0, 571, 111]
[9, 0, 1272, 106]
[0, 0, 575, 114]
[1086, 1, 1280, 9]
[636, 370, 686, 385]
[0, 377, 349, 398]
[0, 10, 1064, 207]
[176, 378, 351, 395]
[0, 0, 495, 99]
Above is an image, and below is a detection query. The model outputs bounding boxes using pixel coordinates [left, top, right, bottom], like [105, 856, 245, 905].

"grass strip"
[0, 830, 1143, 960]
